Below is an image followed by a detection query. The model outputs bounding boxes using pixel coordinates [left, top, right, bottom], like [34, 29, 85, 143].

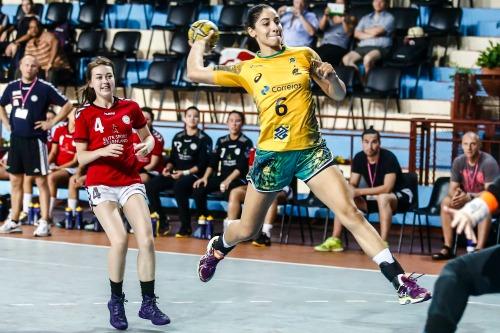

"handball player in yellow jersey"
[187, 4, 430, 304]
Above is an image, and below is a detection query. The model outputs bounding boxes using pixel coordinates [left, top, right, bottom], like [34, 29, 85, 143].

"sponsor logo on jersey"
[261, 85, 270, 95]
[190, 143, 198, 150]
[289, 57, 296, 63]
[271, 83, 302, 93]
[112, 124, 119, 133]
[104, 112, 115, 116]
[292, 67, 300, 76]
[31, 95, 38, 102]
[254, 73, 262, 83]
[122, 115, 130, 124]
[234, 148, 241, 155]
[274, 125, 290, 142]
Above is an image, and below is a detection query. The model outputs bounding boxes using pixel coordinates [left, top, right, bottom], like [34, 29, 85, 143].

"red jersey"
[73, 98, 147, 186]
[52, 125, 76, 166]
[132, 128, 164, 173]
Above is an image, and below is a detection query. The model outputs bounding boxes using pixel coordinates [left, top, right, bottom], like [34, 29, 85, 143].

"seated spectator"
[222, 184, 292, 247]
[192, 111, 253, 229]
[314, 126, 412, 251]
[132, 107, 164, 183]
[316, 0, 355, 66]
[66, 167, 86, 223]
[24, 18, 72, 84]
[0, 0, 39, 60]
[277, 0, 319, 47]
[342, 0, 394, 76]
[145, 106, 212, 237]
[432, 132, 499, 260]
[47, 110, 77, 220]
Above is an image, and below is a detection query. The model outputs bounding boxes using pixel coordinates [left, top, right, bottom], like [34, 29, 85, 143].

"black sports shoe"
[252, 232, 271, 247]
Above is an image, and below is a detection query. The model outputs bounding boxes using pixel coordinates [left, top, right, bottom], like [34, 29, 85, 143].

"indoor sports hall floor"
[1, 233, 500, 333]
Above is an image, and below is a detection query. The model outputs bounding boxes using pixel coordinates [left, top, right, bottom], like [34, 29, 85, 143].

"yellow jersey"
[213, 46, 322, 151]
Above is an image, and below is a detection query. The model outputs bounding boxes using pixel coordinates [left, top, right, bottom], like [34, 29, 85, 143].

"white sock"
[372, 248, 395, 266]
[23, 193, 32, 213]
[67, 198, 77, 212]
[262, 223, 273, 237]
[49, 197, 56, 217]
[222, 233, 232, 248]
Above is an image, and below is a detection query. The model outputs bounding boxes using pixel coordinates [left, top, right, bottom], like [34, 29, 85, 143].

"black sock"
[212, 234, 235, 256]
[379, 260, 404, 290]
[140, 280, 155, 298]
[110, 279, 123, 296]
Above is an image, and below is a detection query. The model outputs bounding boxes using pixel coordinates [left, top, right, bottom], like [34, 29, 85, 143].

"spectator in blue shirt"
[342, 0, 394, 76]
[316, 0, 356, 66]
[277, 0, 319, 47]
[0, 55, 72, 237]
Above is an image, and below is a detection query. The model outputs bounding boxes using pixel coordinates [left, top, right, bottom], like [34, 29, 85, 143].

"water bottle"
[64, 207, 74, 229]
[466, 239, 476, 253]
[193, 215, 206, 239]
[33, 203, 40, 225]
[27, 203, 34, 225]
[150, 212, 159, 237]
[75, 206, 83, 230]
[206, 215, 214, 239]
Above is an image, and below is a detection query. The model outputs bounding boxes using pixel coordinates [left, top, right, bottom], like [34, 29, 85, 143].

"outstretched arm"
[187, 31, 216, 85]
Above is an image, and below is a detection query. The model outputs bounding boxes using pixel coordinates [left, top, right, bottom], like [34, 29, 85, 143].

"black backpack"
[391, 37, 429, 64]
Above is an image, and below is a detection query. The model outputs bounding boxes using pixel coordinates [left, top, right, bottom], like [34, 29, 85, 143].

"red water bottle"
[248, 147, 256, 167]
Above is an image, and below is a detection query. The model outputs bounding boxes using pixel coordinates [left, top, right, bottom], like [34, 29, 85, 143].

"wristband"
[461, 198, 490, 227]
[480, 191, 499, 213]
[183, 170, 190, 176]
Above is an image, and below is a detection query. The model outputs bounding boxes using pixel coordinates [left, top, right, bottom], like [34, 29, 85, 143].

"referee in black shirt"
[0, 55, 72, 236]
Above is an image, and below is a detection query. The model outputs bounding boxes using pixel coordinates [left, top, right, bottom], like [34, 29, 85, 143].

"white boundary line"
[0, 237, 439, 277]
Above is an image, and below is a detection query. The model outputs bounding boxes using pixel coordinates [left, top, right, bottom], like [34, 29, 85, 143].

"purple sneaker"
[107, 293, 128, 330]
[138, 295, 170, 326]
[398, 273, 432, 305]
[198, 236, 224, 282]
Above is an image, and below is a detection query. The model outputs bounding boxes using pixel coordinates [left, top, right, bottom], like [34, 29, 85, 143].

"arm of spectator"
[75, 141, 123, 167]
[35, 101, 73, 131]
[162, 162, 174, 177]
[354, 173, 396, 196]
[319, 8, 330, 31]
[143, 154, 160, 172]
[57, 154, 78, 169]
[220, 169, 241, 193]
[193, 167, 213, 188]
[45, 33, 59, 74]
[354, 30, 374, 40]
[0, 105, 11, 133]
[47, 143, 58, 165]
[297, 11, 318, 36]
[363, 26, 386, 37]
[277, 6, 288, 17]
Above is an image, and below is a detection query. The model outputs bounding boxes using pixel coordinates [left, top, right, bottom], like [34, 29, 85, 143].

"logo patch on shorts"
[93, 187, 101, 200]
[274, 125, 290, 142]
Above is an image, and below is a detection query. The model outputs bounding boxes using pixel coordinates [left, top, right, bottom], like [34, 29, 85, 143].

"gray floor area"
[0, 238, 499, 333]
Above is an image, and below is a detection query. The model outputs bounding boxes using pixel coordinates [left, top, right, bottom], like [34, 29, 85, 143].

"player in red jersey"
[73, 57, 170, 330]
[131, 107, 164, 183]
[47, 109, 77, 220]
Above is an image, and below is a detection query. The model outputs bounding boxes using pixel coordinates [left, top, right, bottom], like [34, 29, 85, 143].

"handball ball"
[188, 20, 219, 49]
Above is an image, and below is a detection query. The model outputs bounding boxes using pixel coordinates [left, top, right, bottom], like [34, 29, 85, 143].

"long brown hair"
[79, 57, 115, 107]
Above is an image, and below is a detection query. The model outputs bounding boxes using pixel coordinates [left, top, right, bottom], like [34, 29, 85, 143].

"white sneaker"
[33, 219, 51, 237]
[0, 220, 22, 234]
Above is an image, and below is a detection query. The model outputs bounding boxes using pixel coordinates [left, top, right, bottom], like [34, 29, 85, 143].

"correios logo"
[271, 83, 302, 92]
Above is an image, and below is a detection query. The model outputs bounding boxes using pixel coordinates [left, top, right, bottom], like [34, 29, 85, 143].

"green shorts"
[247, 140, 334, 192]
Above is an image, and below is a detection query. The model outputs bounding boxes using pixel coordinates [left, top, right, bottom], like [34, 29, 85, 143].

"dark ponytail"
[245, 4, 273, 30]
[79, 56, 115, 108]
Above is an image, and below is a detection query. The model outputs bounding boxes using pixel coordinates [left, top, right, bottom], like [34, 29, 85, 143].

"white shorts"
[65, 167, 77, 175]
[86, 183, 146, 207]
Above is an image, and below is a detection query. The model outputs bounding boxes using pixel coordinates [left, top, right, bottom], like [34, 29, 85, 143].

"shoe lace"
[111, 296, 127, 318]
[400, 273, 427, 295]
[145, 296, 164, 315]
[203, 248, 222, 266]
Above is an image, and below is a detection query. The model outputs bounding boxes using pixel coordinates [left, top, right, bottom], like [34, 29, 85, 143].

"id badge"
[15, 108, 28, 119]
